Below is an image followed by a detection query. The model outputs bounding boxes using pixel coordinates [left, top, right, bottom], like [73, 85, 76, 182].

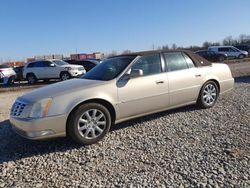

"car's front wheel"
[67, 103, 111, 145]
[60, 72, 71, 81]
[238, 54, 245, 59]
[197, 81, 219, 108]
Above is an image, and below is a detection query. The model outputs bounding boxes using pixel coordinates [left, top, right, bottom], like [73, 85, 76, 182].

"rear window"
[164, 52, 189, 72]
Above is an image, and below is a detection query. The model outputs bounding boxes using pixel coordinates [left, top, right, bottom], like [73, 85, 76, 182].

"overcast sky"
[0, 0, 250, 61]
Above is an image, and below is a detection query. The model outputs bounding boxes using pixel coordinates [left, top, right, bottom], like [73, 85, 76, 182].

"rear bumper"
[220, 78, 234, 95]
[10, 114, 67, 140]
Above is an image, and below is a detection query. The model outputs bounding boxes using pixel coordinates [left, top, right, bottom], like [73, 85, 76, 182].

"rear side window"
[27, 63, 35, 68]
[131, 54, 162, 76]
[164, 52, 189, 72]
[35, 61, 45, 67]
[183, 53, 195, 68]
[218, 47, 229, 52]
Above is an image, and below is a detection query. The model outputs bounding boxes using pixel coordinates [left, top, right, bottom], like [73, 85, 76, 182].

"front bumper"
[69, 70, 86, 77]
[10, 114, 67, 140]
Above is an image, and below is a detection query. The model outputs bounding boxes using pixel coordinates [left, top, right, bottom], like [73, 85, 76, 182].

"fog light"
[27, 130, 55, 138]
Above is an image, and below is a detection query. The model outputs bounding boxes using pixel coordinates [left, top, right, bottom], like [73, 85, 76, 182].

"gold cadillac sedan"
[10, 50, 234, 145]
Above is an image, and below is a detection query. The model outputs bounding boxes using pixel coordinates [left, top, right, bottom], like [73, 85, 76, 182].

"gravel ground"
[0, 77, 250, 187]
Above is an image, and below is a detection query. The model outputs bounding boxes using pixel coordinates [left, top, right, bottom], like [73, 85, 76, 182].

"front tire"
[60, 72, 71, 81]
[67, 103, 111, 145]
[238, 54, 245, 59]
[197, 81, 219, 108]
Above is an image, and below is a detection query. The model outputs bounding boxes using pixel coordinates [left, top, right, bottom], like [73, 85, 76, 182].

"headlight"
[29, 98, 52, 118]
[65, 67, 73, 71]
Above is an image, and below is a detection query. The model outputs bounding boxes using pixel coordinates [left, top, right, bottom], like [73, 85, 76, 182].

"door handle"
[195, 74, 202, 77]
[155, 80, 164, 84]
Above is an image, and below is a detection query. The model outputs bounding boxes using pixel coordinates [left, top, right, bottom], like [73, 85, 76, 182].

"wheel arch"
[26, 72, 37, 79]
[206, 79, 220, 93]
[66, 98, 116, 134]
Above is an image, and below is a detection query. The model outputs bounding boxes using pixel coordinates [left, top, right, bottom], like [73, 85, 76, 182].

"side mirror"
[130, 69, 143, 78]
[50, 63, 56, 67]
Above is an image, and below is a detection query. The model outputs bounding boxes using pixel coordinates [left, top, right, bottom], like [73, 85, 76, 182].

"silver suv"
[208, 46, 248, 59]
[23, 60, 86, 84]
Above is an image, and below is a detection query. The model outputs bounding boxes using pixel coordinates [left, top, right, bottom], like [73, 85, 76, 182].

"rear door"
[117, 54, 169, 119]
[27, 61, 44, 79]
[164, 52, 203, 107]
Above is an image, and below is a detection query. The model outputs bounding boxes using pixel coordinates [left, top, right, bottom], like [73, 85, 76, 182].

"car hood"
[240, 50, 248, 55]
[20, 79, 107, 103]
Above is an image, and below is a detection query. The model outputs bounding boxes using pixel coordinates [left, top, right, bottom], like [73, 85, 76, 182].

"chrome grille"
[11, 101, 26, 117]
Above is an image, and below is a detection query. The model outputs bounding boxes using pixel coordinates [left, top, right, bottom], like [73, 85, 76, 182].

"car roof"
[208, 46, 235, 48]
[111, 49, 211, 67]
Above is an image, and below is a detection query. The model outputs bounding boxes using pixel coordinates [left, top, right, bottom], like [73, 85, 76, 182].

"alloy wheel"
[77, 109, 106, 140]
[62, 73, 70, 80]
[202, 84, 217, 106]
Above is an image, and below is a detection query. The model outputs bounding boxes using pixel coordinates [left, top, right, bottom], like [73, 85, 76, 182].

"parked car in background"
[13, 66, 24, 81]
[66, 59, 100, 72]
[234, 45, 250, 56]
[23, 60, 86, 84]
[0, 64, 16, 85]
[195, 50, 227, 62]
[10, 50, 234, 145]
[208, 46, 248, 59]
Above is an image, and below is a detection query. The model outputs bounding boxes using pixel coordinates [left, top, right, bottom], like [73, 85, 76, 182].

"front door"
[117, 54, 169, 119]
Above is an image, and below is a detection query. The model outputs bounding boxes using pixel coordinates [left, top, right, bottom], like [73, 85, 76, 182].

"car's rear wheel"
[219, 55, 225, 62]
[60, 72, 71, 81]
[197, 81, 219, 108]
[26, 74, 37, 84]
[67, 103, 111, 145]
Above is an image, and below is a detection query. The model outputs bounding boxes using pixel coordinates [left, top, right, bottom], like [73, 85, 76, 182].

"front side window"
[83, 56, 136, 81]
[43, 61, 54, 67]
[130, 54, 162, 76]
[230, 47, 239, 52]
[164, 52, 189, 72]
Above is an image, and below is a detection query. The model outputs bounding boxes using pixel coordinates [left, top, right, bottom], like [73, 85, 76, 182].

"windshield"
[52, 60, 68, 66]
[82, 56, 136, 81]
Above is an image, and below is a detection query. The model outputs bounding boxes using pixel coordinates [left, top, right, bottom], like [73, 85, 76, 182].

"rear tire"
[197, 81, 219, 109]
[26, 74, 37, 84]
[67, 103, 111, 145]
[218, 56, 225, 62]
